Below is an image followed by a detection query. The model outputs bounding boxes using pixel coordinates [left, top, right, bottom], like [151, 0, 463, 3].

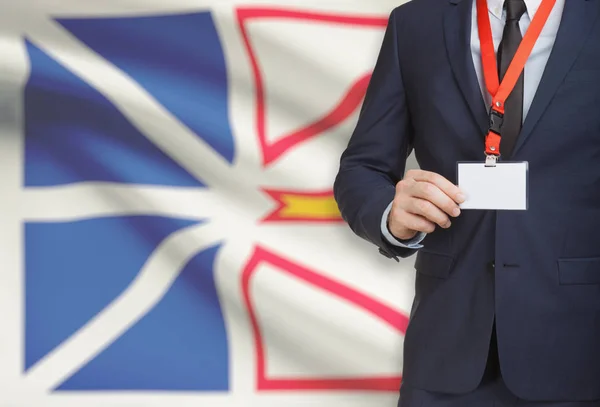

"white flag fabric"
[0, 1, 418, 406]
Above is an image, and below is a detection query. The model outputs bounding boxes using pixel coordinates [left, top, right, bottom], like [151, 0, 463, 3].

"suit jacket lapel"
[513, 0, 600, 156]
[444, 0, 489, 135]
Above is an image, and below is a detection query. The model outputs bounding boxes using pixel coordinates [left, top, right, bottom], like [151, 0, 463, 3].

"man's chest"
[395, 3, 600, 174]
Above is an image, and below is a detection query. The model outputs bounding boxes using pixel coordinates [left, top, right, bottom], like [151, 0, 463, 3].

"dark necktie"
[497, 0, 527, 158]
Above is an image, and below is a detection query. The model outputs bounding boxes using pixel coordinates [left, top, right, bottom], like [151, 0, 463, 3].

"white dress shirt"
[381, 0, 565, 248]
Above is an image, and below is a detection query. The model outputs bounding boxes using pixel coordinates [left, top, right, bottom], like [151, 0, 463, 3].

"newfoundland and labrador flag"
[0, 0, 417, 406]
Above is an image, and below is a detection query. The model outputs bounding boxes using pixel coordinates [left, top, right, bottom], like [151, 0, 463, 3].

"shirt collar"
[487, 0, 543, 20]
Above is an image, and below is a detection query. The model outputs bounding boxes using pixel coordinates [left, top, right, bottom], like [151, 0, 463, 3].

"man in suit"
[334, 0, 600, 405]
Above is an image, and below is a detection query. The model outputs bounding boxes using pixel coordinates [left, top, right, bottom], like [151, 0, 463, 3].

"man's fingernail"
[453, 208, 461, 217]
[444, 221, 452, 228]
[457, 193, 466, 203]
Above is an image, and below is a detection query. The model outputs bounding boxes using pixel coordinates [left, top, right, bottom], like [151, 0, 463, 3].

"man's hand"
[388, 169, 466, 241]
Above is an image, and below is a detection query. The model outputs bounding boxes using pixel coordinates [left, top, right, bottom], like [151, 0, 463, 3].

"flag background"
[0, 1, 420, 405]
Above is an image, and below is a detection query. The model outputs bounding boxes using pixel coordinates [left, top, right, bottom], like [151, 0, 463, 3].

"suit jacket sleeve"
[333, 8, 416, 260]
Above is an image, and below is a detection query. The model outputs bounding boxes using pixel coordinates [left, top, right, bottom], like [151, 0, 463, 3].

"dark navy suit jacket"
[334, 0, 600, 401]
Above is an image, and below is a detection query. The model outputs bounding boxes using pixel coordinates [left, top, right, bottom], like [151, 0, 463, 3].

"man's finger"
[391, 211, 436, 235]
[405, 198, 451, 228]
[410, 182, 461, 218]
[407, 170, 466, 204]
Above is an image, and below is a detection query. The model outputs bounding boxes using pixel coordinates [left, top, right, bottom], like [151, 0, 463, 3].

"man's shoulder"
[392, 0, 454, 20]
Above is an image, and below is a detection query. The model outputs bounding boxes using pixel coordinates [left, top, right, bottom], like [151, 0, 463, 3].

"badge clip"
[485, 154, 498, 167]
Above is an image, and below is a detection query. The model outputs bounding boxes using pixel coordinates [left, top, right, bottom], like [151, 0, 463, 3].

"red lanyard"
[477, 0, 556, 157]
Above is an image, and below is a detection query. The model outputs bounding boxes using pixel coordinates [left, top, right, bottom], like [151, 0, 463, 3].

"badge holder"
[457, 161, 529, 210]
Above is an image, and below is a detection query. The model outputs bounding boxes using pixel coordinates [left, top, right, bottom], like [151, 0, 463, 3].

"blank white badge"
[457, 162, 528, 210]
